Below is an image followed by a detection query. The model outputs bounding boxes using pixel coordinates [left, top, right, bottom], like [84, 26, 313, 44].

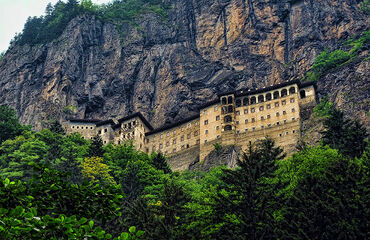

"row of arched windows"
[234, 87, 297, 107]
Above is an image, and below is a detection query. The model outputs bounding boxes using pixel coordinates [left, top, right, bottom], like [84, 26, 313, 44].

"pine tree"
[88, 135, 104, 157]
[210, 138, 285, 240]
[152, 152, 172, 174]
[322, 108, 368, 158]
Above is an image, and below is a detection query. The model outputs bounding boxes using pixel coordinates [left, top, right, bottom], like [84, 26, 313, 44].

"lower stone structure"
[64, 80, 316, 171]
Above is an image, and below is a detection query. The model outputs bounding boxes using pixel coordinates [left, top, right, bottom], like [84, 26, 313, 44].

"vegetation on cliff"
[0, 104, 369, 239]
[12, 0, 170, 46]
[305, 30, 370, 82]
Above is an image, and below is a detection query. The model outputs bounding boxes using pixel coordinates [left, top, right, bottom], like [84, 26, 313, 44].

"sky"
[0, 0, 112, 53]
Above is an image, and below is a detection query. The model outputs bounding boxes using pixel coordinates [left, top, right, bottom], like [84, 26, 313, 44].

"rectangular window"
[166, 142, 170, 146]
[268, 124, 271, 128]
[195, 122, 198, 126]
[277, 122, 280, 125]
[236, 121, 239, 125]
[267, 114, 271, 119]
[160, 134, 163, 139]
[261, 126, 264, 129]
[204, 140, 208, 143]
[205, 130, 208, 134]
[292, 108, 295, 113]
[252, 127, 256, 131]
[245, 129, 248, 132]
[216, 125, 219, 130]
[276, 112, 280, 117]
[217, 135, 221, 139]
[245, 119, 248, 124]
[203, 110, 207, 115]
[187, 134, 191, 139]
[244, 109, 248, 114]
[236, 111, 240, 115]
[282, 100, 286, 105]
[251, 108, 255, 113]
[292, 117, 295, 121]
[214, 106, 218, 111]
[251, 118, 255, 123]
[196, 139, 200, 144]
[166, 132, 169, 137]
[181, 145, 185, 150]
[284, 120, 287, 124]
[283, 111, 287, 115]
[237, 130, 240, 134]
[216, 115, 220, 121]
[173, 139, 176, 144]
[259, 106, 264, 111]
[275, 102, 279, 107]
[187, 123, 191, 128]
[267, 104, 271, 109]
[204, 120, 208, 125]
[290, 98, 295, 103]
[181, 136, 184, 141]
[194, 131, 198, 136]
[261, 116, 264, 121]
[104, 129, 107, 132]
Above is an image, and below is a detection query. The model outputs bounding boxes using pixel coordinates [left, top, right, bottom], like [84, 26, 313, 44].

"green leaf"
[129, 226, 136, 233]
[89, 220, 94, 229]
[120, 232, 129, 240]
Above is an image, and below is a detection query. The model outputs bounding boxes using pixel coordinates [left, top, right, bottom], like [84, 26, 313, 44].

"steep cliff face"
[0, 0, 368, 130]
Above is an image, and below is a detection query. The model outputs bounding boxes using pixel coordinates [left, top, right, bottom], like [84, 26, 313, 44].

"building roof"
[117, 112, 154, 131]
[68, 118, 101, 123]
[96, 119, 115, 127]
[146, 114, 199, 136]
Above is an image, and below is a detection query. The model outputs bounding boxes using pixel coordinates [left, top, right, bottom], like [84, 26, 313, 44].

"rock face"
[0, 0, 368, 130]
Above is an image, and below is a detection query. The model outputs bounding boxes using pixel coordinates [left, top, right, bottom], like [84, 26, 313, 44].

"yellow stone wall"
[145, 118, 201, 156]
[65, 122, 97, 140]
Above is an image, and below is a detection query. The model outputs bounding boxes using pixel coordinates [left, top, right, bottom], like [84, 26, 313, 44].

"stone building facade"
[64, 80, 316, 171]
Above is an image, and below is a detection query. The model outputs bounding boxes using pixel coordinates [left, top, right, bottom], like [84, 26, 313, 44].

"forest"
[11, 0, 169, 46]
[0, 98, 368, 239]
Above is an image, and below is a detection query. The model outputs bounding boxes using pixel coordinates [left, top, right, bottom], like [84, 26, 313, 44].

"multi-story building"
[64, 80, 316, 171]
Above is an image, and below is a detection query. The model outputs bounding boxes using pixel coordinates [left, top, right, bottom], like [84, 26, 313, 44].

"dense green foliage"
[0, 105, 368, 239]
[305, 30, 370, 82]
[13, 0, 170, 46]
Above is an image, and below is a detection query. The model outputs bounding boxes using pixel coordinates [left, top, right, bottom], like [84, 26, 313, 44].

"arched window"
[300, 90, 306, 99]
[236, 99, 241, 107]
[250, 96, 256, 104]
[224, 125, 232, 131]
[266, 93, 272, 101]
[273, 91, 280, 99]
[221, 97, 227, 105]
[243, 97, 249, 106]
[228, 105, 233, 113]
[258, 95, 264, 103]
[228, 96, 233, 104]
[222, 106, 227, 114]
[289, 87, 296, 94]
[224, 115, 232, 123]
[281, 89, 288, 97]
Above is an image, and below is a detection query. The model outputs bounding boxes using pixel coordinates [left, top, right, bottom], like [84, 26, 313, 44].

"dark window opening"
[243, 97, 249, 106]
[224, 125, 232, 131]
[221, 97, 227, 105]
[228, 105, 233, 113]
[236, 99, 241, 107]
[228, 96, 233, 104]
[250, 96, 256, 104]
[300, 90, 306, 99]
[289, 87, 296, 94]
[258, 95, 264, 103]
[266, 93, 272, 101]
[281, 89, 288, 97]
[273, 91, 280, 99]
[224, 115, 232, 123]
